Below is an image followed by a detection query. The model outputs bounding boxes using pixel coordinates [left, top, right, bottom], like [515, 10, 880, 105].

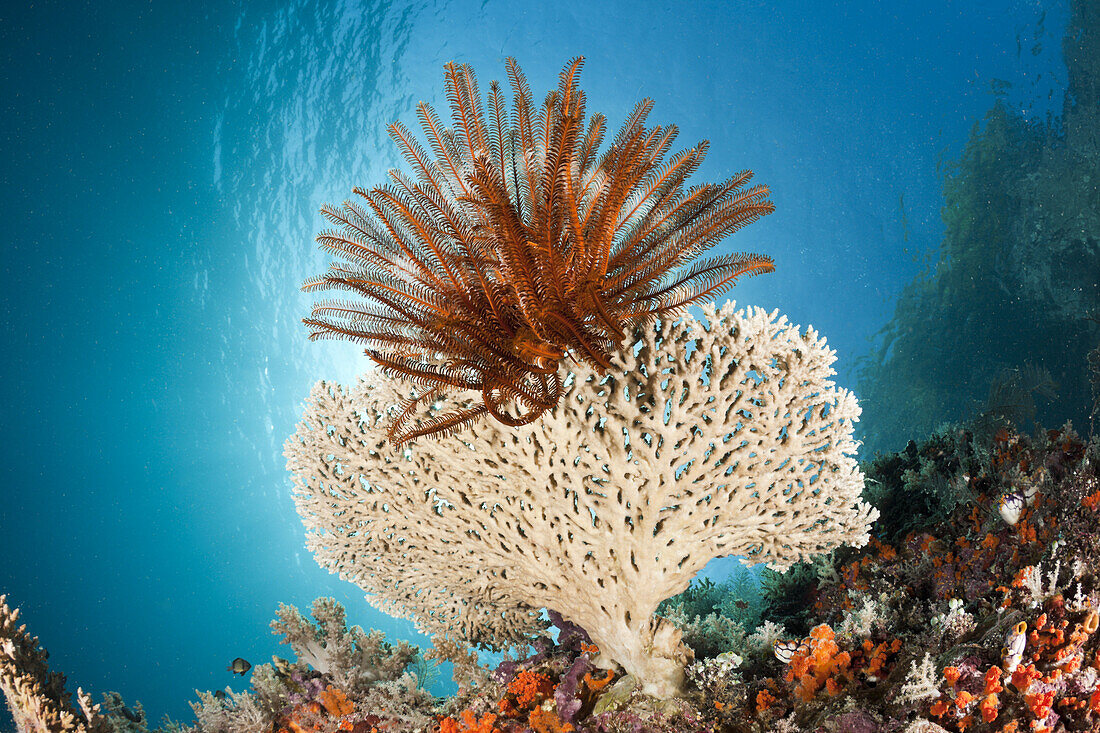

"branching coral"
[898, 654, 944, 708]
[188, 688, 269, 733]
[424, 636, 491, 695]
[0, 595, 105, 733]
[270, 598, 418, 699]
[286, 300, 876, 698]
[187, 599, 433, 733]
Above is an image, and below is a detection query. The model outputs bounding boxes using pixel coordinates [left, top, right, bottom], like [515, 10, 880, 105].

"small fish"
[1001, 621, 1027, 674]
[120, 707, 141, 723]
[734, 600, 749, 610]
[227, 657, 252, 675]
[773, 639, 803, 664]
[998, 493, 1025, 525]
[213, 690, 227, 701]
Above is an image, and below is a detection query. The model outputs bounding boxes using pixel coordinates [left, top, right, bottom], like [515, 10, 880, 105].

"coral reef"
[8, 8, 1099, 733]
[155, 420, 1100, 731]
[187, 598, 435, 733]
[713, 423, 1100, 732]
[285, 301, 876, 697]
[239, 412, 1100, 733]
[300, 418, 1097, 732]
[408, 421, 1100, 732]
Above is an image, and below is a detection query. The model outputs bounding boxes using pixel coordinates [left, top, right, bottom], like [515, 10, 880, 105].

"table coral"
[287, 300, 876, 698]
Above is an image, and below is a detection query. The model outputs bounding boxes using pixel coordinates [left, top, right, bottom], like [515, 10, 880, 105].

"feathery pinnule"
[303, 58, 775, 444]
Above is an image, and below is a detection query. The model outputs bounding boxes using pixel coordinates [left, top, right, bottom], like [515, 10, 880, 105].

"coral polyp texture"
[301, 57, 775, 444]
[285, 300, 877, 699]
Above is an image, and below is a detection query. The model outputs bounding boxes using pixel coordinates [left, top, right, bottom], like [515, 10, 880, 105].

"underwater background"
[1, 0, 1095, 729]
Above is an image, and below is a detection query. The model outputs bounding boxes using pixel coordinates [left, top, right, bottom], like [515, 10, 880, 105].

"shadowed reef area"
[855, 0, 1100, 457]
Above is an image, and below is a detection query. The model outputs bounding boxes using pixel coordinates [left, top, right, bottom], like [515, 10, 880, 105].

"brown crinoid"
[303, 57, 775, 444]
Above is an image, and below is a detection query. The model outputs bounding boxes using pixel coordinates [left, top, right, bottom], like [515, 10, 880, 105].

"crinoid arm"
[304, 57, 775, 443]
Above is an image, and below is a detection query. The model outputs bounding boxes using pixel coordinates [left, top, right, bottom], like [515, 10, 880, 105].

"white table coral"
[285, 301, 877, 698]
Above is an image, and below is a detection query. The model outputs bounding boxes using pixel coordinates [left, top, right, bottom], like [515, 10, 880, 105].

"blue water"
[0, 0, 1071, 726]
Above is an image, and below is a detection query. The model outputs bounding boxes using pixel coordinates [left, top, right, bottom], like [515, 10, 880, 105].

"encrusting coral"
[285, 300, 877, 698]
[718, 424, 1100, 733]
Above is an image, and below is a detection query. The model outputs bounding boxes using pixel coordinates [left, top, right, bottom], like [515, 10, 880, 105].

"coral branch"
[285, 301, 876, 698]
[0, 596, 105, 733]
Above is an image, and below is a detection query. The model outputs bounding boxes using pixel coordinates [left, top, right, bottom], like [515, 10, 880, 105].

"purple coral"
[554, 654, 595, 725]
